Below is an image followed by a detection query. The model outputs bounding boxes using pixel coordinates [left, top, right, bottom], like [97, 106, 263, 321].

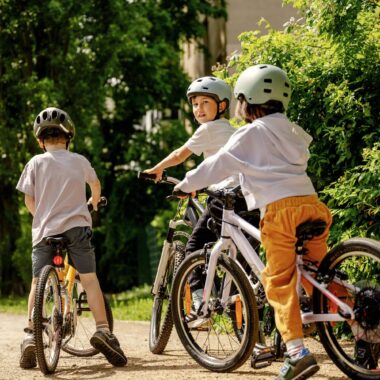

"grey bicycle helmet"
[33, 107, 75, 139]
[234, 64, 291, 110]
[186, 76, 231, 106]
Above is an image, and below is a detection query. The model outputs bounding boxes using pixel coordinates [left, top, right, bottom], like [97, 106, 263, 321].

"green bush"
[323, 143, 380, 244]
[214, 0, 379, 245]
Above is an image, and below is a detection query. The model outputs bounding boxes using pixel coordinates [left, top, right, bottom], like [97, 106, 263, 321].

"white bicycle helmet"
[34, 107, 75, 139]
[234, 64, 291, 110]
[187, 76, 231, 106]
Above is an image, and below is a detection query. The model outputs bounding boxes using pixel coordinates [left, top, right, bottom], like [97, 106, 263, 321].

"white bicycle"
[171, 186, 380, 378]
[138, 171, 205, 354]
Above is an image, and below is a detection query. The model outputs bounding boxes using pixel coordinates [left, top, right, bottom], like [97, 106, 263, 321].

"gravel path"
[0, 312, 348, 379]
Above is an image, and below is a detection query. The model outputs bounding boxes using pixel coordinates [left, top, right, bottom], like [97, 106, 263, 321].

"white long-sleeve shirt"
[177, 113, 316, 211]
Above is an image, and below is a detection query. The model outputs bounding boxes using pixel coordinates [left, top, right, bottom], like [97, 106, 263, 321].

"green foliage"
[322, 143, 380, 244]
[0, 0, 226, 294]
[110, 284, 152, 321]
[214, 0, 379, 245]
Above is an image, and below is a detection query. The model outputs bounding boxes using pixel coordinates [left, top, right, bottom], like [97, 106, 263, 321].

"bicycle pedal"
[251, 346, 276, 369]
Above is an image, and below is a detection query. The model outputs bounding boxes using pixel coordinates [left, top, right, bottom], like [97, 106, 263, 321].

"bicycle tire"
[149, 238, 186, 354]
[171, 249, 258, 372]
[314, 237, 380, 380]
[62, 285, 114, 357]
[34, 265, 62, 374]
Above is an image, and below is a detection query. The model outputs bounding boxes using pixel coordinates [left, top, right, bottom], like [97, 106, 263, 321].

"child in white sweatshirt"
[175, 64, 332, 380]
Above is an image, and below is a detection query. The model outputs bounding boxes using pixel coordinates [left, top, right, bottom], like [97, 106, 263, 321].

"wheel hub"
[354, 287, 380, 330]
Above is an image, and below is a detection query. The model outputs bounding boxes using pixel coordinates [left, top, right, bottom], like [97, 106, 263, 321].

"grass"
[109, 284, 152, 321]
[0, 296, 28, 314]
[0, 284, 153, 321]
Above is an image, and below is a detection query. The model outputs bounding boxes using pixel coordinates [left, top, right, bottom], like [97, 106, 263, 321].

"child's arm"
[25, 194, 36, 216]
[88, 178, 101, 211]
[144, 145, 192, 181]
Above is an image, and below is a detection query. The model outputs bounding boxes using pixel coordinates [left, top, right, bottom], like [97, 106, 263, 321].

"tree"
[0, 0, 226, 294]
[214, 0, 379, 245]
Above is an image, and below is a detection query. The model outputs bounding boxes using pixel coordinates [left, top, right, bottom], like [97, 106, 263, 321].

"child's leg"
[260, 196, 332, 343]
[27, 278, 38, 329]
[79, 272, 108, 329]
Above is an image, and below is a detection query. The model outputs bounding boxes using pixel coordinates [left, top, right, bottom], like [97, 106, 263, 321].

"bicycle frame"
[199, 205, 356, 324]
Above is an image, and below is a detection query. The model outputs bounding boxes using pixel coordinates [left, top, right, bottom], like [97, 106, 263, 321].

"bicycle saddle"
[45, 236, 69, 248]
[295, 220, 327, 255]
[296, 220, 327, 240]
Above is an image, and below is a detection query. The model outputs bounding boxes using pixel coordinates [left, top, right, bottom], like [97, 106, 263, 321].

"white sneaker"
[192, 288, 203, 312]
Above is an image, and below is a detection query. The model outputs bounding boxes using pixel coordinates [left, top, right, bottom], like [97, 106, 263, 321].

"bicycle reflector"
[53, 255, 64, 266]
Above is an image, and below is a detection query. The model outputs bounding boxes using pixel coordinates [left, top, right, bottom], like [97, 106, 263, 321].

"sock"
[96, 321, 110, 333]
[286, 339, 306, 358]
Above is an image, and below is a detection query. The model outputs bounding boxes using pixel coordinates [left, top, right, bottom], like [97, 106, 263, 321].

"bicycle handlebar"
[137, 170, 180, 186]
[87, 196, 108, 213]
[137, 171, 158, 181]
[172, 185, 242, 203]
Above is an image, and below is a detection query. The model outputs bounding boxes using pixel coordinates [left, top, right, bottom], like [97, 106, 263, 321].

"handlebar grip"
[88, 196, 108, 212]
[172, 189, 190, 197]
[137, 171, 157, 181]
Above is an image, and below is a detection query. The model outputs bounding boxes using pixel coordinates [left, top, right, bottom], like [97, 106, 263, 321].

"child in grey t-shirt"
[17, 107, 127, 369]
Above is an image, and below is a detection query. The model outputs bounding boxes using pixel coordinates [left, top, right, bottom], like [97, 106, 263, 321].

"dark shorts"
[32, 226, 96, 277]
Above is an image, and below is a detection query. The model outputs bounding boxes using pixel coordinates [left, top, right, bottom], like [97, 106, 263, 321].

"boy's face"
[191, 95, 221, 124]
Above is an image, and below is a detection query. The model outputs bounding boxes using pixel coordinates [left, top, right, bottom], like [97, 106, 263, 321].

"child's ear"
[219, 100, 227, 113]
[37, 138, 44, 150]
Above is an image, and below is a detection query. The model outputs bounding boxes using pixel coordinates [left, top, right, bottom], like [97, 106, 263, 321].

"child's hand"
[88, 197, 100, 211]
[173, 185, 196, 198]
[143, 168, 163, 182]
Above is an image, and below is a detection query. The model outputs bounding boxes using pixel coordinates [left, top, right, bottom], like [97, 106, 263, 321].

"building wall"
[183, 0, 298, 80]
[226, 0, 299, 56]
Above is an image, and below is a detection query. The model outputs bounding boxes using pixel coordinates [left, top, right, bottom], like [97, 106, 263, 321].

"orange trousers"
[260, 195, 332, 343]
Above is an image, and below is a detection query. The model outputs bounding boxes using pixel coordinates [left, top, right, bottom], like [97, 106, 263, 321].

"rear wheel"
[149, 237, 186, 354]
[34, 266, 62, 375]
[171, 249, 258, 372]
[62, 280, 114, 357]
[314, 238, 380, 380]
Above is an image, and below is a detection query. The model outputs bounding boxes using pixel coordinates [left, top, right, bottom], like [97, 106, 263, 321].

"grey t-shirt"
[16, 149, 98, 246]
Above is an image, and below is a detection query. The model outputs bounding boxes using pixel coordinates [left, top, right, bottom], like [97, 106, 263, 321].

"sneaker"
[192, 288, 203, 312]
[20, 331, 36, 369]
[277, 348, 319, 380]
[90, 330, 128, 367]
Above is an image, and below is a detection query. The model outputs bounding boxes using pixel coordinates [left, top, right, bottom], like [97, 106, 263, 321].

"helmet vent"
[264, 79, 272, 83]
[36, 116, 41, 124]
[285, 82, 290, 88]
[52, 110, 58, 119]
[202, 86, 209, 90]
[264, 89, 272, 93]
[260, 65, 268, 69]
[43, 111, 48, 120]
[283, 93, 289, 97]
[60, 114, 66, 122]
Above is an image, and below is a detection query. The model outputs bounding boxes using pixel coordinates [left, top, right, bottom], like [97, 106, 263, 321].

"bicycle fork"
[198, 237, 237, 317]
[151, 219, 182, 296]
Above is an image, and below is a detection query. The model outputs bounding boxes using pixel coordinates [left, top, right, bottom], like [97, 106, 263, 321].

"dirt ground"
[0, 312, 348, 380]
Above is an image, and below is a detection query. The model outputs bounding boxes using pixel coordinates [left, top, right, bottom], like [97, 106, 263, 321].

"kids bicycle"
[138, 171, 205, 354]
[171, 186, 380, 379]
[33, 197, 113, 374]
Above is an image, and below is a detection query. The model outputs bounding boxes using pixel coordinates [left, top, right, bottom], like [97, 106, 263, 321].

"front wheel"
[34, 266, 62, 375]
[171, 249, 258, 372]
[314, 238, 380, 380]
[149, 239, 186, 354]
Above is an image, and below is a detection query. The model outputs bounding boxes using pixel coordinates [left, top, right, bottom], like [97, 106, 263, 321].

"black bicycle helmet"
[33, 107, 75, 140]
